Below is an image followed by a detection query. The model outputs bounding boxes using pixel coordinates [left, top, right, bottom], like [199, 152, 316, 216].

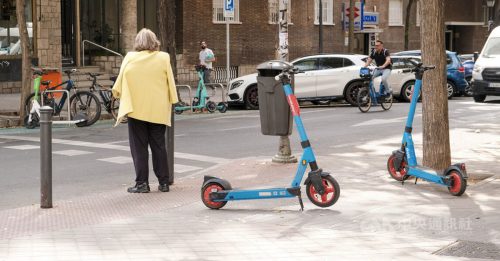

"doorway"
[61, 0, 76, 66]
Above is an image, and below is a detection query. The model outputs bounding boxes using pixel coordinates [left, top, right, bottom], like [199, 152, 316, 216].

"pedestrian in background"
[112, 28, 178, 193]
[199, 40, 215, 83]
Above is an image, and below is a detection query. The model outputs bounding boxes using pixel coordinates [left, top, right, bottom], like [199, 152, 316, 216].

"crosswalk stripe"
[0, 135, 229, 164]
[4, 145, 39, 150]
[53, 150, 93, 156]
[174, 164, 203, 173]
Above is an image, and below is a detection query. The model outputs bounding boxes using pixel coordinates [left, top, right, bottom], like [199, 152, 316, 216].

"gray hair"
[133, 28, 160, 52]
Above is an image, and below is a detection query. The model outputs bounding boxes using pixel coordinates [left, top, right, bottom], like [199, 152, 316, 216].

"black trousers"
[128, 117, 169, 185]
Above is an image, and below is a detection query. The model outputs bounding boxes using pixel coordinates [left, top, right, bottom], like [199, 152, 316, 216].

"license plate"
[489, 83, 500, 88]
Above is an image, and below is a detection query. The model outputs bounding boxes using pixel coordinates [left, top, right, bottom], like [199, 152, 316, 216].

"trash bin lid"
[256, 60, 294, 71]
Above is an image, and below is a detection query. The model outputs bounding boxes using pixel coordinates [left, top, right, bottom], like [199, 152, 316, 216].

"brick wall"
[0, 82, 21, 94]
[91, 56, 123, 75]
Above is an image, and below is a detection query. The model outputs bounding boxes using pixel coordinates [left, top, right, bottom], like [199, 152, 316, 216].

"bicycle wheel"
[357, 87, 371, 113]
[110, 97, 127, 123]
[381, 94, 393, 111]
[69, 91, 101, 127]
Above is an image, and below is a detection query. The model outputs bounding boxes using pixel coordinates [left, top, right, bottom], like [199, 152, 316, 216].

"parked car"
[471, 26, 500, 102]
[371, 56, 420, 102]
[227, 54, 368, 109]
[393, 50, 469, 99]
[458, 54, 474, 95]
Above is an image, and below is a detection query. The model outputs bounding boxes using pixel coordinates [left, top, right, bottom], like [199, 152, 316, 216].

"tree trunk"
[404, 0, 416, 50]
[157, 0, 177, 78]
[420, 0, 451, 170]
[348, 0, 355, 53]
[120, 0, 137, 53]
[16, 0, 31, 122]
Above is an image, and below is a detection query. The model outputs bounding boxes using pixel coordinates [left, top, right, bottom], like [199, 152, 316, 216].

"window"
[269, 0, 292, 24]
[314, 0, 334, 25]
[319, 57, 343, 70]
[388, 0, 403, 26]
[391, 58, 406, 69]
[0, 0, 33, 56]
[212, 0, 240, 24]
[293, 58, 318, 71]
[343, 58, 354, 66]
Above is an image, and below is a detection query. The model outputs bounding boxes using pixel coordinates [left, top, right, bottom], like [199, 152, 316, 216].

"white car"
[372, 56, 421, 102]
[227, 54, 369, 109]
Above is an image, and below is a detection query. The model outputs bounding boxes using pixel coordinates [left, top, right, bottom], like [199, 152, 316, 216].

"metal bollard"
[40, 106, 53, 208]
[167, 106, 175, 185]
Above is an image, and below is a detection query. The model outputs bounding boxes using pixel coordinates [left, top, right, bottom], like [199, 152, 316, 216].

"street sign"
[343, 2, 362, 31]
[345, 6, 360, 19]
[224, 0, 234, 18]
[363, 12, 379, 25]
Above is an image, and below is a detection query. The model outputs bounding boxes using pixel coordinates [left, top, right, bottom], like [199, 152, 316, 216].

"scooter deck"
[407, 165, 446, 185]
[213, 186, 301, 201]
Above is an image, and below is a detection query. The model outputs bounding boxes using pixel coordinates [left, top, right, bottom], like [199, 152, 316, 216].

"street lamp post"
[487, 0, 496, 31]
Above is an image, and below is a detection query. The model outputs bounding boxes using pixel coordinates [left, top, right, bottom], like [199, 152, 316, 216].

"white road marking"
[53, 150, 93, 156]
[105, 140, 129, 145]
[4, 145, 39, 150]
[0, 135, 229, 164]
[218, 125, 260, 131]
[98, 156, 133, 164]
[352, 115, 420, 127]
[174, 164, 202, 173]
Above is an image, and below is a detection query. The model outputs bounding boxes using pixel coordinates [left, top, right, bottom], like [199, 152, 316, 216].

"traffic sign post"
[224, 0, 234, 89]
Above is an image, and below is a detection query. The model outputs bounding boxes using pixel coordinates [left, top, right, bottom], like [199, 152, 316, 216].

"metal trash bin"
[256, 60, 294, 136]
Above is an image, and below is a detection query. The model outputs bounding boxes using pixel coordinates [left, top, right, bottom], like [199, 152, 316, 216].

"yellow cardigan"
[112, 51, 179, 126]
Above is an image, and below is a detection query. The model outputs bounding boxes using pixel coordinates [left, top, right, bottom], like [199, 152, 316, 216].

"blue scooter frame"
[201, 67, 340, 210]
[387, 62, 468, 196]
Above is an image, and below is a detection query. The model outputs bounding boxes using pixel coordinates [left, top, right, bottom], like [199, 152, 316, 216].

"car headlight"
[472, 65, 483, 80]
[230, 80, 244, 90]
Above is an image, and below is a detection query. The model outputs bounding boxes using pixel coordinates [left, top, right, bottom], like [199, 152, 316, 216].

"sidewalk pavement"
[1, 123, 499, 260]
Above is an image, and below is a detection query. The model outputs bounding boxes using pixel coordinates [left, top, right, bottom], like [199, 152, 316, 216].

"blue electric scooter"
[201, 65, 340, 210]
[387, 62, 468, 196]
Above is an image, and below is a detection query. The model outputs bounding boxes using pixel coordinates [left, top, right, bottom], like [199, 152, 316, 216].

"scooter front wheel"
[447, 170, 467, 196]
[387, 155, 409, 181]
[201, 183, 228, 209]
[306, 175, 340, 208]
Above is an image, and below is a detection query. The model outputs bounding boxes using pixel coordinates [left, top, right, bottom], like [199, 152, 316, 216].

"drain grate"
[434, 240, 500, 260]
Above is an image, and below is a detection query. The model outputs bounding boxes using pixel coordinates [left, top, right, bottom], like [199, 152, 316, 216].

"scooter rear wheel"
[447, 170, 467, 196]
[306, 175, 340, 208]
[217, 102, 228, 113]
[201, 183, 228, 209]
[174, 101, 187, 115]
[387, 155, 409, 181]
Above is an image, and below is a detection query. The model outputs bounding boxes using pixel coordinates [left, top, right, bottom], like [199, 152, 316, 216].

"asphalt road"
[0, 96, 499, 210]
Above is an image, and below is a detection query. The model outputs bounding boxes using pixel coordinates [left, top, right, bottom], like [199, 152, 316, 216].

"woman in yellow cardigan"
[112, 28, 178, 193]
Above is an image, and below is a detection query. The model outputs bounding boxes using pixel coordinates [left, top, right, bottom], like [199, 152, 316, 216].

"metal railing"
[82, 40, 123, 66]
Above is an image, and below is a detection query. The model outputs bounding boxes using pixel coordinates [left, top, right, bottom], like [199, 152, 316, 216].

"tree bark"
[420, 0, 451, 170]
[404, 0, 416, 50]
[120, 0, 137, 53]
[16, 0, 31, 121]
[348, 0, 355, 53]
[157, 0, 177, 78]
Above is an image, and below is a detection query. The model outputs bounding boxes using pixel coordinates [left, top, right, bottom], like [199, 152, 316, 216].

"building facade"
[0, 0, 496, 93]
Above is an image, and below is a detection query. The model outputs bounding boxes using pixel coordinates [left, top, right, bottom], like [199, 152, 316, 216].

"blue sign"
[224, 0, 234, 18]
[363, 12, 379, 25]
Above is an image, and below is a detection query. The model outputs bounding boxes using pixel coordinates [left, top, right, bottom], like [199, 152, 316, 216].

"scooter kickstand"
[298, 193, 304, 211]
[415, 178, 418, 184]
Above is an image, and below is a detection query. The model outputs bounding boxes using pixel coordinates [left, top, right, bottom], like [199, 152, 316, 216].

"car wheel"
[447, 81, 456, 100]
[473, 94, 486, 103]
[464, 77, 473, 97]
[344, 81, 364, 106]
[244, 84, 259, 110]
[401, 81, 416, 102]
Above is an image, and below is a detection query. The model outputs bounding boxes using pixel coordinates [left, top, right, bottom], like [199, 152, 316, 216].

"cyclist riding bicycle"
[364, 40, 393, 97]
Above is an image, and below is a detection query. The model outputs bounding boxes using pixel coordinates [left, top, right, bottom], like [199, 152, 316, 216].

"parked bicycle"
[356, 67, 393, 113]
[24, 69, 101, 128]
[87, 73, 125, 122]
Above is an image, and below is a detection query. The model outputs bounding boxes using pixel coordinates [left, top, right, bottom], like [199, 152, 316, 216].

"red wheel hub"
[203, 184, 224, 208]
[309, 178, 335, 203]
[388, 156, 407, 180]
[448, 172, 462, 194]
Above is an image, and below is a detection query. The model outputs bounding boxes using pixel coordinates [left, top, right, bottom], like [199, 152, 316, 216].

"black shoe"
[158, 184, 170, 192]
[127, 182, 150, 193]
